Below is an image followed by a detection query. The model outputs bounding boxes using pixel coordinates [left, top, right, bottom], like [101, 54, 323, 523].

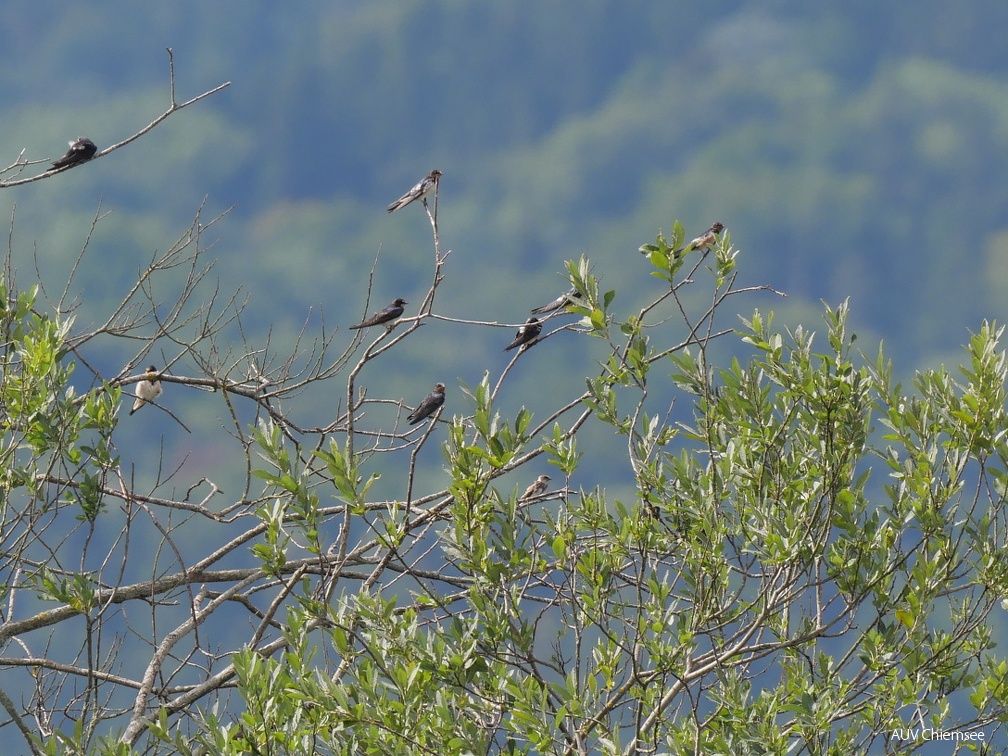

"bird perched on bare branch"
[52, 137, 97, 170]
[520, 474, 551, 501]
[386, 169, 442, 213]
[130, 365, 162, 415]
[408, 382, 445, 425]
[504, 317, 542, 352]
[349, 298, 407, 330]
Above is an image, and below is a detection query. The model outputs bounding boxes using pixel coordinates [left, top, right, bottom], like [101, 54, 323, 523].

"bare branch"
[1, 49, 230, 188]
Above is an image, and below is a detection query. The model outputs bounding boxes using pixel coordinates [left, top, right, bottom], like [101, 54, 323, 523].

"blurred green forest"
[4, 1, 1008, 498]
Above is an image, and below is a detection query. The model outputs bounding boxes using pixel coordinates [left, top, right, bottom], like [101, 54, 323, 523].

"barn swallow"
[520, 474, 551, 501]
[503, 317, 542, 352]
[676, 222, 725, 256]
[349, 298, 407, 329]
[386, 169, 442, 213]
[407, 382, 445, 425]
[530, 287, 583, 315]
[52, 137, 97, 170]
[130, 365, 163, 415]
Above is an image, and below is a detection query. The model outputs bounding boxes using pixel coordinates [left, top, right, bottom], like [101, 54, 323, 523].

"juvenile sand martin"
[349, 298, 407, 330]
[52, 137, 97, 170]
[504, 317, 542, 352]
[520, 474, 551, 501]
[130, 365, 163, 415]
[676, 222, 725, 256]
[386, 169, 442, 213]
[408, 382, 446, 425]
[530, 287, 582, 315]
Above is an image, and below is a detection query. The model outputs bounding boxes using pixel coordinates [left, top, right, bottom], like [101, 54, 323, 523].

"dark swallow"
[386, 169, 443, 213]
[52, 137, 98, 170]
[520, 474, 551, 501]
[130, 365, 163, 415]
[676, 222, 725, 256]
[530, 287, 583, 315]
[407, 382, 446, 425]
[349, 298, 407, 330]
[504, 317, 542, 352]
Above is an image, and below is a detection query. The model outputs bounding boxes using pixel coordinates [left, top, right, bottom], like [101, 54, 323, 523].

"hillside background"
[4, 6, 1008, 747]
[3, 2, 1008, 526]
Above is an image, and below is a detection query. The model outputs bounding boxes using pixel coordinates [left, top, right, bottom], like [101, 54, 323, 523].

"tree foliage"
[1, 148, 1006, 755]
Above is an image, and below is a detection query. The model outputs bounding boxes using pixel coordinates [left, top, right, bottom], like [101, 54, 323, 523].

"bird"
[520, 474, 551, 501]
[386, 169, 442, 213]
[52, 137, 97, 170]
[530, 287, 582, 315]
[676, 222, 725, 256]
[407, 382, 445, 425]
[503, 317, 542, 352]
[349, 298, 407, 330]
[130, 365, 163, 415]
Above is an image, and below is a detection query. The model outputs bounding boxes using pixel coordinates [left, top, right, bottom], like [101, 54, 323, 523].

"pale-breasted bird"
[349, 298, 407, 330]
[130, 365, 163, 415]
[52, 137, 97, 170]
[530, 287, 582, 315]
[407, 382, 445, 425]
[520, 474, 551, 501]
[676, 221, 725, 256]
[386, 170, 442, 213]
[503, 317, 542, 352]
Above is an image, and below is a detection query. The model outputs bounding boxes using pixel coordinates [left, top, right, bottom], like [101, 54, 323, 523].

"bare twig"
[1, 49, 230, 188]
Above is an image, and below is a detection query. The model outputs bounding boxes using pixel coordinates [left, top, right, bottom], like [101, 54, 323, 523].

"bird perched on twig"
[408, 382, 445, 425]
[349, 298, 407, 330]
[130, 365, 162, 415]
[52, 137, 97, 170]
[504, 317, 542, 352]
[675, 221, 725, 256]
[530, 287, 582, 315]
[386, 169, 443, 213]
[520, 474, 551, 501]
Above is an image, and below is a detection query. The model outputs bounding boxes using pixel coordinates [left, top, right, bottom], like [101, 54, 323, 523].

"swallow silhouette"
[349, 298, 407, 329]
[504, 317, 542, 352]
[675, 222, 725, 256]
[530, 287, 582, 315]
[386, 170, 442, 213]
[52, 137, 97, 170]
[408, 382, 446, 425]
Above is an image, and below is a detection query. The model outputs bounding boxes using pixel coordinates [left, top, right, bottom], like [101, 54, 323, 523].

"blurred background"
[3, 1, 1007, 504]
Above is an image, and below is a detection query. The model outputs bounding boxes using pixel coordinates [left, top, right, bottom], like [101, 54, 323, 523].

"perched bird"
[386, 169, 442, 213]
[676, 222, 725, 256]
[130, 365, 163, 415]
[52, 137, 97, 170]
[530, 287, 583, 315]
[407, 382, 446, 425]
[349, 298, 407, 330]
[503, 317, 542, 352]
[520, 474, 551, 501]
